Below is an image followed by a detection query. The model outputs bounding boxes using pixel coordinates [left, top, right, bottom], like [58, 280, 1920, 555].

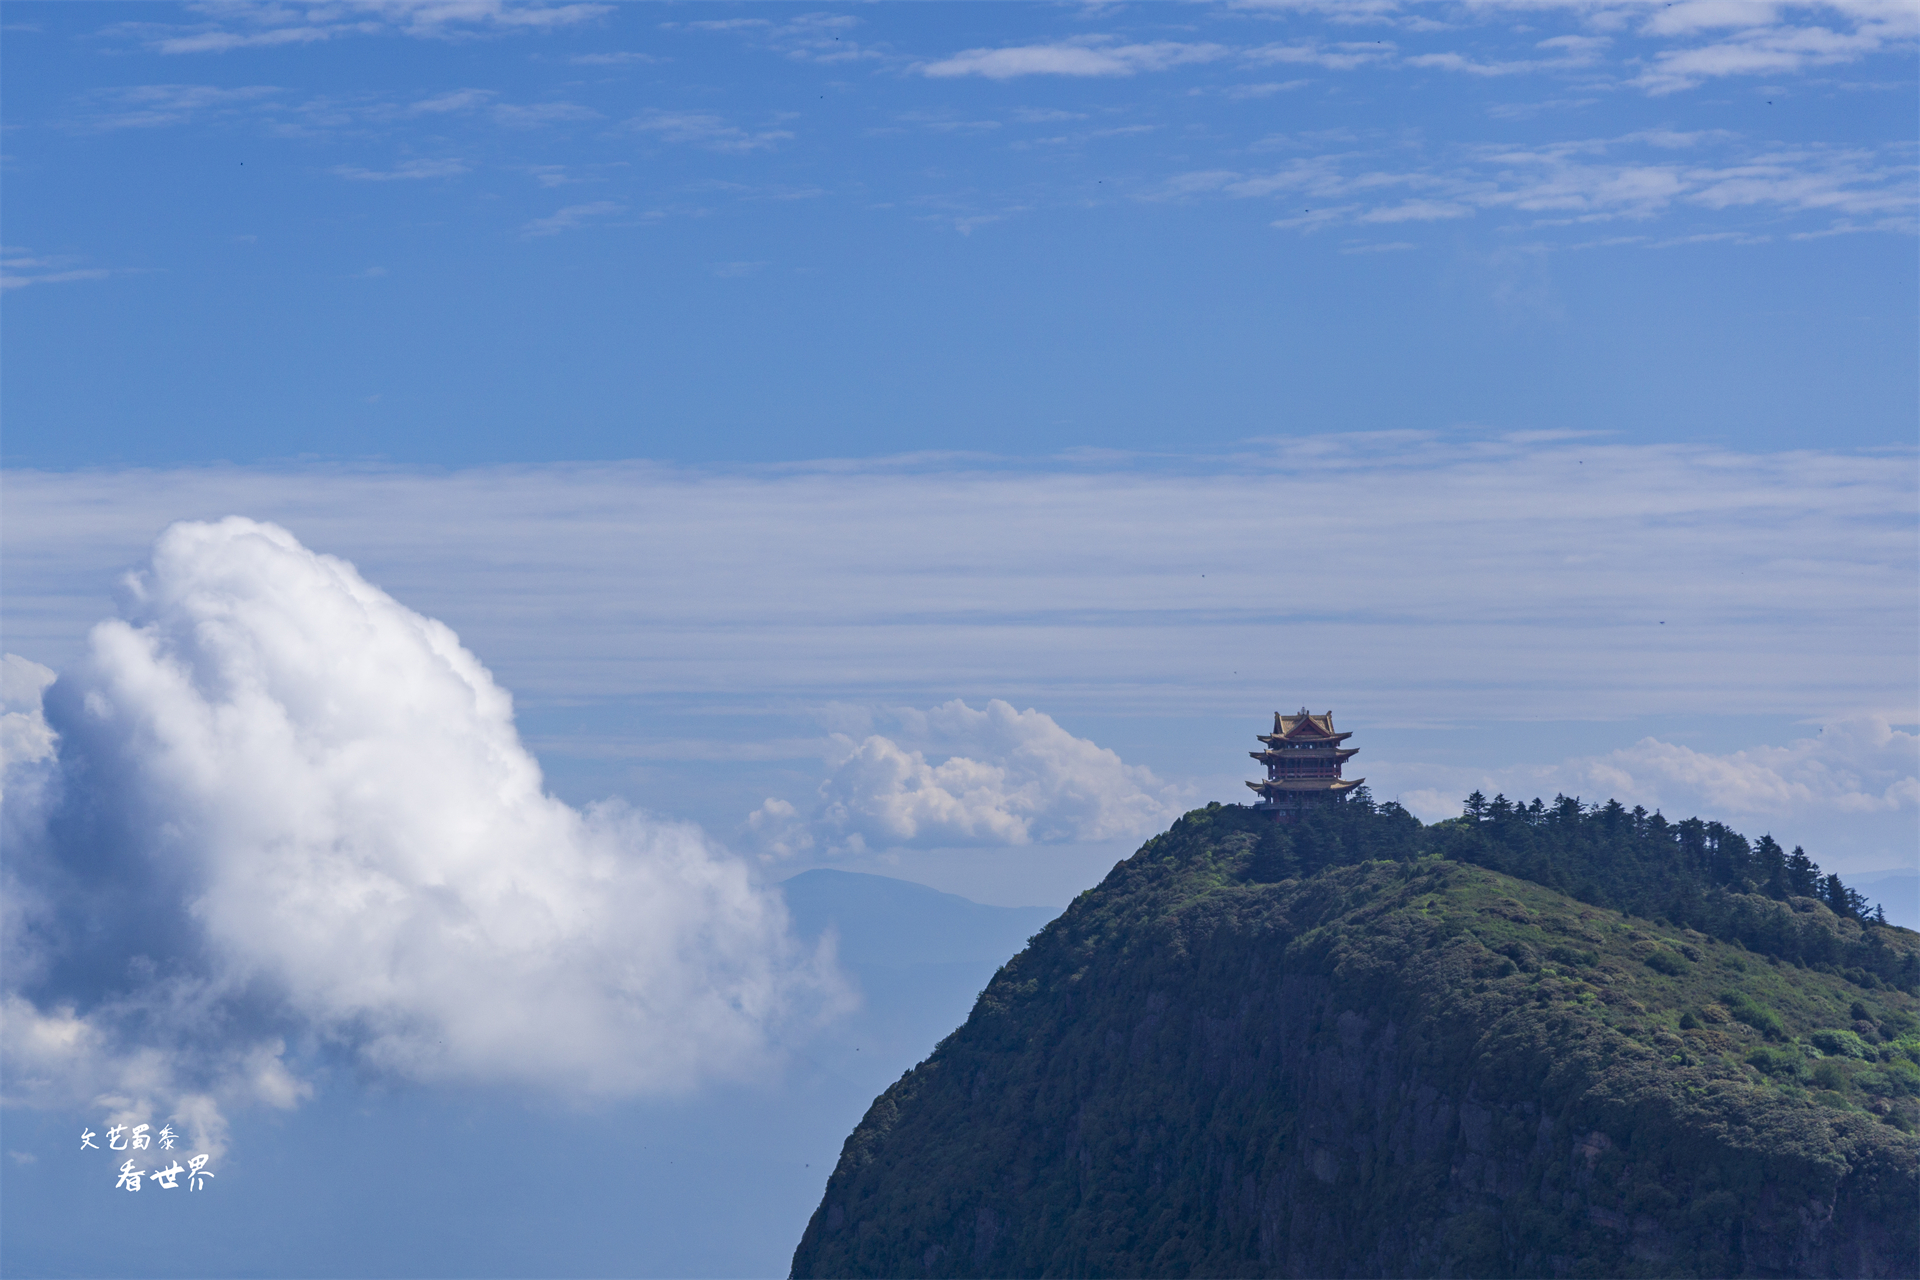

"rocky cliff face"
[791, 805, 1920, 1279]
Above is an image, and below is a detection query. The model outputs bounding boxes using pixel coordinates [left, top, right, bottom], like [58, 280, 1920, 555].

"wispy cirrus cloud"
[922, 39, 1230, 79]
[404, 88, 598, 127]
[1242, 39, 1397, 70]
[521, 199, 624, 236]
[1164, 131, 1917, 239]
[672, 10, 884, 64]
[1225, 0, 1913, 92]
[109, 1, 612, 55]
[80, 83, 279, 129]
[1632, 12, 1918, 92]
[569, 49, 662, 65]
[331, 157, 468, 181]
[627, 110, 793, 153]
[1406, 33, 1611, 76]
[410, 87, 495, 113]
[0, 249, 140, 290]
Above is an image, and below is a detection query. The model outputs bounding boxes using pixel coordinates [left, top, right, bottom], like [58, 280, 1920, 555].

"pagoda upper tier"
[1247, 708, 1363, 813]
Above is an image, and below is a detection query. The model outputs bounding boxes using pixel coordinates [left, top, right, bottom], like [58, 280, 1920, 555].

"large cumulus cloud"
[2, 518, 837, 1152]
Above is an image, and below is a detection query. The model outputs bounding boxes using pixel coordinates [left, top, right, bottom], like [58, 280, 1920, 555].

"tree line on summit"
[1243, 787, 1914, 995]
[1458, 789, 1884, 925]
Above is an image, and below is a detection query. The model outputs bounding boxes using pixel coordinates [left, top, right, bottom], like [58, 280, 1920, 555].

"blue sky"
[2, 2, 1917, 1276]
[5, 0, 1917, 465]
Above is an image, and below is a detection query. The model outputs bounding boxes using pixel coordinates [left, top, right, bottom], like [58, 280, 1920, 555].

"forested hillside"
[792, 799, 1920, 1279]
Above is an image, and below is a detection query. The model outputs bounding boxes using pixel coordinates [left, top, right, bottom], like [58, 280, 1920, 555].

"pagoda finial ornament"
[1246, 708, 1363, 822]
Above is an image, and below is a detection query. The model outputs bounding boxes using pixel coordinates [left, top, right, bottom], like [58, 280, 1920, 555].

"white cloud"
[81, 83, 280, 130]
[1221, 79, 1314, 97]
[491, 100, 599, 127]
[749, 700, 1186, 856]
[923, 39, 1228, 79]
[1586, 719, 1920, 816]
[1234, 0, 1910, 92]
[0, 253, 114, 290]
[0, 654, 56, 782]
[1630, 2, 1918, 91]
[1389, 718, 1919, 830]
[570, 50, 662, 65]
[410, 87, 494, 113]
[672, 10, 881, 64]
[120, 1, 611, 55]
[331, 158, 468, 181]
[1358, 198, 1473, 221]
[148, 24, 355, 54]
[1169, 131, 1916, 237]
[2, 519, 841, 1149]
[627, 110, 793, 152]
[1407, 51, 1561, 75]
[520, 199, 624, 236]
[1244, 40, 1398, 70]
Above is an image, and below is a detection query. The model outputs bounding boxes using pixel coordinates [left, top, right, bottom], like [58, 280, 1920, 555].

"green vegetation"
[793, 800, 1920, 1279]
[1430, 791, 1912, 993]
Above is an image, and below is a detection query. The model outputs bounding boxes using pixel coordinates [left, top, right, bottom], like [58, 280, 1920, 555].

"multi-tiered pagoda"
[1247, 708, 1363, 821]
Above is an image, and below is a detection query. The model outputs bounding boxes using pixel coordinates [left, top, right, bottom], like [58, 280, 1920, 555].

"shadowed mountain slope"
[791, 803, 1920, 1279]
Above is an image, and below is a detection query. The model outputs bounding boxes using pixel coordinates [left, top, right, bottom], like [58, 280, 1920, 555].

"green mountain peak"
[792, 801, 1920, 1279]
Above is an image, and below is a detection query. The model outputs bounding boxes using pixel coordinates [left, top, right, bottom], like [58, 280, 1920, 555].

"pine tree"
[1787, 845, 1821, 897]
[1754, 835, 1788, 899]
[1820, 872, 1851, 918]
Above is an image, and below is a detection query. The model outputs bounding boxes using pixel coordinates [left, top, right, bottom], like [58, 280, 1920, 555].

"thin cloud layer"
[922, 40, 1230, 79]
[5, 439, 1912, 724]
[626, 110, 795, 153]
[913, 2, 1912, 91]
[2, 519, 838, 1151]
[521, 199, 625, 236]
[1167, 132, 1916, 238]
[332, 158, 469, 181]
[747, 700, 1187, 856]
[111, 1, 611, 55]
[0, 250, 118, 291]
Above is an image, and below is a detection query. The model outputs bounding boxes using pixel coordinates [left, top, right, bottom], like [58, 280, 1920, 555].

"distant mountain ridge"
[1848, 871, 1920, 932]
[780, 869, 1056, 969]
[792, 802, 1920, 1279]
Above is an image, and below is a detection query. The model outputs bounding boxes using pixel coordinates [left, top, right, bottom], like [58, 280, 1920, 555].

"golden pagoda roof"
[1256, 708, 1353, 746]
